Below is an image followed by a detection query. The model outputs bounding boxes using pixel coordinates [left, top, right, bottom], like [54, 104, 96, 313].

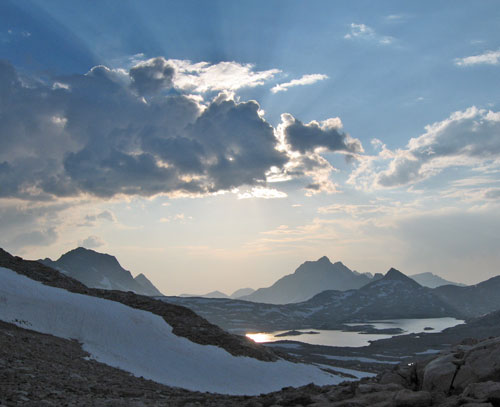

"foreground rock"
[3, 320, 500, 405]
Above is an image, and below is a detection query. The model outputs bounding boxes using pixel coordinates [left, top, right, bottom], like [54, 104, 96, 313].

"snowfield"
[0, 267, 340, 395]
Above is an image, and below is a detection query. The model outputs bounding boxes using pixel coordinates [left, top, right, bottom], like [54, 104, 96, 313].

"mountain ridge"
[410, 271, 466, 288]
[238, 256, 374, 304]
[164, 267, 464, 332]
[40, 247, 163, 296]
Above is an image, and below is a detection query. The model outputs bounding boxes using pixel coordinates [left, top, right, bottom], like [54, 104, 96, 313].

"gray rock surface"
[2, 318, 500, 406]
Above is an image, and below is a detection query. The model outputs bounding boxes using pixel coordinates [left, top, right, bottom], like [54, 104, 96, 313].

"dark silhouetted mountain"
[39, 247, 163, 296]
[164, 268, 461, 331]
[303, 268, 457, 324]
[409, 272, 466, 288]
[239, 256, 373, 304]
[433, 275, 500, 318]
[180, 290, 229, 299]
[230, 287, 255, 299]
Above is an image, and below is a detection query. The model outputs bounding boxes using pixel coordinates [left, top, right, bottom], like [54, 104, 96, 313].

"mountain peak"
[317, 256, 331, 264]
[59, 247, 117, 262]
[382, 268, 422, 288]
[41, 247, 163, 296]
[385, 268, 410, 280]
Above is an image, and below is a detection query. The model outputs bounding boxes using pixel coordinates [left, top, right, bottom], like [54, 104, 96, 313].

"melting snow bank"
[0, 267, 339, 395]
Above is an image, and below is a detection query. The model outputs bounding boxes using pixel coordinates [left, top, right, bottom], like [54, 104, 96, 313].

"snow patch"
[0, 267, 339, 395]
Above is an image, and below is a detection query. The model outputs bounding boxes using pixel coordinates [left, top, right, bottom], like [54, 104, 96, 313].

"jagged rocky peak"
[378, 267, 422, 287]
[296, 256, 350, 275]
[385, 267, 408, 280]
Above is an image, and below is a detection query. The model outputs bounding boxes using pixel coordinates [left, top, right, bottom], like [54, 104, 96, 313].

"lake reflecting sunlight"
[246, 317, 464, 347]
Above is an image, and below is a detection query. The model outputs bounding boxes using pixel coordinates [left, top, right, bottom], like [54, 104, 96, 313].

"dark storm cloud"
[129, 57, 175, 96]
[0, 59, 296, 200]
[281, 114, 363, 154]
[188, 99, 288, 191]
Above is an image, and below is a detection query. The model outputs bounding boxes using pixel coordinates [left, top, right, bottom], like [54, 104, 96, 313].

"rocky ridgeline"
[2, 319, 500, 406]
[0, 248, 278, 362]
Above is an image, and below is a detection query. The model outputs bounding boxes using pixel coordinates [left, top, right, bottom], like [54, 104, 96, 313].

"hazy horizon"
[1, 1, 499, 295]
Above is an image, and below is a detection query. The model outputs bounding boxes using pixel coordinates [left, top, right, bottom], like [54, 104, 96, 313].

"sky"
[1, 0, 499, 295]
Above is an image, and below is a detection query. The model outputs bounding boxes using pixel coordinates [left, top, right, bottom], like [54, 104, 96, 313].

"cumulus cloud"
[129, 57, 174, 95]
[167, 59, 280, 93]
[455, 50, 500, 66]
[278, 114, 363, 154]
[0, 58, 357, 201]
[344, 23, 394, 45]
[79, 235, 105, 249]
[271, 74, 328, 94]
[348, 107, 500, 189]
[263, 114, 364, 195]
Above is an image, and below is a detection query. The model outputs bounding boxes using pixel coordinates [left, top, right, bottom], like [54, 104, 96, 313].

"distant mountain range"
[409, 272, 466, 288]
[164, 268, 464, 332]
[180, 288, 256, 299]
[229, 257, 464, 304]
[39, 247, 163, 296]
[237, 257, 378, 304]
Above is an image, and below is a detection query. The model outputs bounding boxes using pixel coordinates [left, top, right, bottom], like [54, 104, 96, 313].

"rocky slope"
[40, 247, 163, 296]
[0, 248, 276, 362]
[3, 318, 500, 406]
[434, 275, 500, 317]
[239, 256, 374, 304]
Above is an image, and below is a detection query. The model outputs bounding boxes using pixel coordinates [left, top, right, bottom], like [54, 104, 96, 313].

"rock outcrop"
[2, 317, 500, 405]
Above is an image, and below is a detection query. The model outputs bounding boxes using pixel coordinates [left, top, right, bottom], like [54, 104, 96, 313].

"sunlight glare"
[246, 333, 274, 343]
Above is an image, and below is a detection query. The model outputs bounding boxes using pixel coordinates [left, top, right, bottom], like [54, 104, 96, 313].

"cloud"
[129, 57, 174, 95]
[348, 107, 500, 189]
[344, 23, 394, 45]
[0, 58, 356, 201]
[8, 228, 58, 250]
[237, 187, 287, 199]
[84, 210, 116, 224]
[278, 114, 363, 154]
[455, 50, 500, 66]
[167, 59, 280, 93]
[263, 114, 364, 195]
[0, 60, 287, 199]
[0, 55, 369, 206]
[385, 14, 406, 21]
[159, 213, 193, 223]
[484, 188, 500, 199]
[79, 235, 105, 249]
[271, 74, 328, 94]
